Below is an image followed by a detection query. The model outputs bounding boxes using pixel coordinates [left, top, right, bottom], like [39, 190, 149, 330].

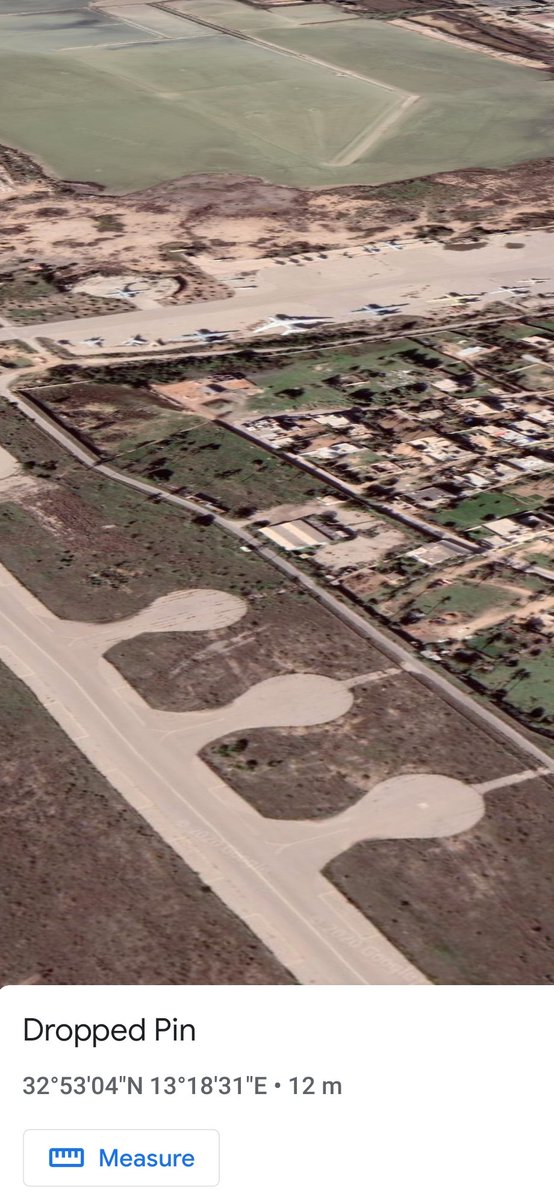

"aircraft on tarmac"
[275, 313, 330, 326]
[352, 302, 407, 315]
[251, 314, 329, 337]
[80, 336, 105, 348]
[251, 316, 296, 336]
[121, 334, 150, 347]
[108, 285, 140, 300]
[190, 328, 237, 343]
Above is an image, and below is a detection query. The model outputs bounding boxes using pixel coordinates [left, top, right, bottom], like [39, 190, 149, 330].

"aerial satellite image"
[0, 0, 553, 987]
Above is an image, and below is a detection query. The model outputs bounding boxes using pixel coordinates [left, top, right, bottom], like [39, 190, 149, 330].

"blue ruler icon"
[49, 1147, 85, 1168]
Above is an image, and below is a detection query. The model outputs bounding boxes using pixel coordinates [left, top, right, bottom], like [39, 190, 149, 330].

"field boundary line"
[164, 3, 413, 99]
[328, 92, 421, 167]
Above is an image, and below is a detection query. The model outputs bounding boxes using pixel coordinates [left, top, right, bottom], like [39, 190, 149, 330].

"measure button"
[24, 1130, 219, 1186]
[49, 1146, 85, 1168]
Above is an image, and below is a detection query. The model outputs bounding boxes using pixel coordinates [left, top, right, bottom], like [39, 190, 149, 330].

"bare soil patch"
[201, 671, 531, 819]
[326, 775, 554, 984]
[1, 151, 553, 281]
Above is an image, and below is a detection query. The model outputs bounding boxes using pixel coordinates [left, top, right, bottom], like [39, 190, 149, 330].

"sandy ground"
[0, 443, 47, 505]
[314, 528, 406, 568]
[1, 145, 553, 285]
[73, 274, 180, 309]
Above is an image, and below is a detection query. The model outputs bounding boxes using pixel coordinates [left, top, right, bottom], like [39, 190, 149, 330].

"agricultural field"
[0, 0, 552, 190]
[0, 8, 154, 52]
[115, 423, 333, 515]
[381, 547, 552, 631]
[244, 365, 349, 414]
[472, 644, 554, 719]
[511, 362, 554, 394]
[170, 0, 355, 31]
[451, 624, 554, 732]
[22, 336, 430, 409]
[21, 375, 342, 514]
[408, 581, 516, 620]
[435, 491, 540, 530]
[524, 541, 554, 570]
[240, 336, 477, 416]
[21, 382, 199, 454]
[0, 0, 88, 9]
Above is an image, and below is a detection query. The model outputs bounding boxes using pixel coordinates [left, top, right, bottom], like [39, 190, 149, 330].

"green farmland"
[466, 634, 554, 729]
[435, 491, 539, 530]
[116, 424, 331, 515]
[246, 339, 423, 412]
[0, 0, 552, 191]
[416, 582, 514, 619]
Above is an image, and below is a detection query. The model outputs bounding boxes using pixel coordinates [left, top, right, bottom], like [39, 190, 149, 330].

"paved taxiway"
[0, 231, 551, 352]
[2, 565, 549, 984]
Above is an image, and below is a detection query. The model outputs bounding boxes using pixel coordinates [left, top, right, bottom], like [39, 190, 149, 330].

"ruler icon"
[48, 1147, 85, 1168]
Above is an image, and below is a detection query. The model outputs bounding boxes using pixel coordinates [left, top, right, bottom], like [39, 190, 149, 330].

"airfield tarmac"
[3, 562, 548, 985]
[1, 230, 552, 351]
[1, 563, 551, 984]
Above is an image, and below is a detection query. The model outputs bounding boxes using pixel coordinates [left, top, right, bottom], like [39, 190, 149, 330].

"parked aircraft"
[252, 316, 296, 336]
[121, 334, 150, 347]
[189, 328, 237, 343]
[275, 313, 330, 326]
[352, 302, 406, 315]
